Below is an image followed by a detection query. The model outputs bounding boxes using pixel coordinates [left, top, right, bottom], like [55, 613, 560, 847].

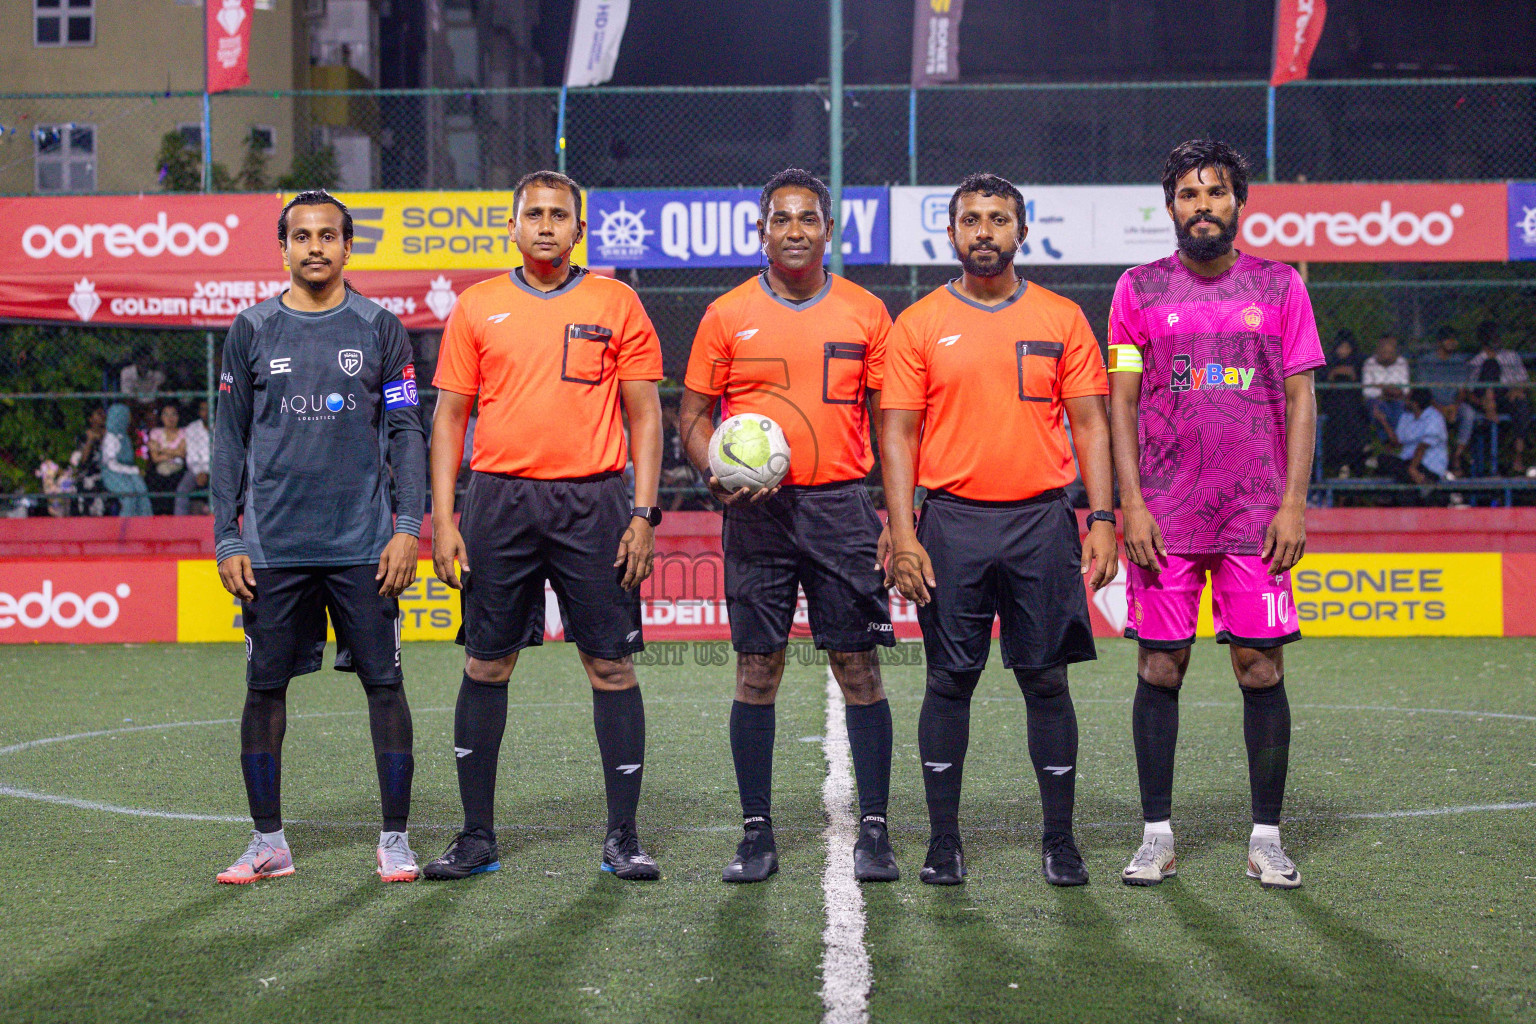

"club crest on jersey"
[1241, 305, 1264, 330]
[338, 349, 363, 376]
[1170, 354, 1256, 392]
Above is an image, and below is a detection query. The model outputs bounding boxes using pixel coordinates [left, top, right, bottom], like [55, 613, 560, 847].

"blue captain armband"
[383, 379, 419, 409]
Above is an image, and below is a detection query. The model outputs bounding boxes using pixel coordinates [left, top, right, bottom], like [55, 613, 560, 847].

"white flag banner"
[565, 0, 632, 87]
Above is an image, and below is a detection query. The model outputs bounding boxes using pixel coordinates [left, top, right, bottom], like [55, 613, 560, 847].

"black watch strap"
[1087, 510, 1117, 528]
[631, 506, 663, 527]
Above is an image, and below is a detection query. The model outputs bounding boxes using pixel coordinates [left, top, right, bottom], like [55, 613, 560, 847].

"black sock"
[845, 699, 893, 821]
[1017, 668, 1078, 836]
[918, 679, 974, 838]
[240, 685, 287, 833]
[366, 683, 414, 832]
[454, 673, 507, 838]
[1243, 678, 1291, 826]
[593, 686, 645, 832]
[729, 700, 775, 824]
[1132, 676, 1180, 822]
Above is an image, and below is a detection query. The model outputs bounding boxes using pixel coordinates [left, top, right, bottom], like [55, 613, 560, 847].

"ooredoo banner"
[0, 561, 176, 643]
[1240, 183, 1508, 263]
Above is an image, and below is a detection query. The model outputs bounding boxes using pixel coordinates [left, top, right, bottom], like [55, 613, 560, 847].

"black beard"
[1176, 213, 1238, 263]
[959, 244, 1017, 278]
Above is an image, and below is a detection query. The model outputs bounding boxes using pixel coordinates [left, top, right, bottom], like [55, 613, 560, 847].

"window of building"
[34, 123, 96, 193]
[178, 123, 203, 149]
[34, 0, 94, 47]
[248, 125, 276, 152]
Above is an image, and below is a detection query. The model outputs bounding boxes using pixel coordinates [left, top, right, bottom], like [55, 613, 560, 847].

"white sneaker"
[377, 831, 421, 883]
[1247, 838, 1301, 889]
[1121, 836, 1176, 886]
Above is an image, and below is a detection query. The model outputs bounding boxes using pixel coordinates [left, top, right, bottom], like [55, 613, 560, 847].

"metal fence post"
[557, 83, 568, 174]
[1266, 83, 1277, 182]
[908, 86, 919, 305]
[828, 0, 844, 276]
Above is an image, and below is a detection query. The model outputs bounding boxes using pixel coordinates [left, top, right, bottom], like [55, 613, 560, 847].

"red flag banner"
[206, 0, 254, 94]
[1270, 0, 1326, 86]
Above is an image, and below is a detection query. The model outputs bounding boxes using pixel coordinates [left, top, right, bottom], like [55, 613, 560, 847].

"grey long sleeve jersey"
[212, 290, 427, 568]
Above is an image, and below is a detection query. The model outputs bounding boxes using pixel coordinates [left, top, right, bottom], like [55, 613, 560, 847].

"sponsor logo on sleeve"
[384, 379, 419, 410]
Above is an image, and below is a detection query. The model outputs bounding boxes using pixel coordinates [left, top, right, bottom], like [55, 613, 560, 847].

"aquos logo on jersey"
[586, 187, 889, 268]
[281, 392, 357, 420]
[1170, 354, 1257, 392]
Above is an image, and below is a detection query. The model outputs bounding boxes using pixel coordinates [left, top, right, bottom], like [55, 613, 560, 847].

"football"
[708, 413, 791, 493]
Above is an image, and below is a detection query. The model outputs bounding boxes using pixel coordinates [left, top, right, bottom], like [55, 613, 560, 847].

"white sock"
[379, 829, 408, 846]
[260, 828, 288, 850]
[1250, 823, 1281, 842]
[1143, 820, 1173, 841]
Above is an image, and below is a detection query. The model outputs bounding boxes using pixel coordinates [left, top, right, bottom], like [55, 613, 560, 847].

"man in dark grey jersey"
[211, 191, 427, 885]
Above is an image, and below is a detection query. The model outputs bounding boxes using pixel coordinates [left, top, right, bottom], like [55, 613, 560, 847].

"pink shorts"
[1125, 553, 1300, 649]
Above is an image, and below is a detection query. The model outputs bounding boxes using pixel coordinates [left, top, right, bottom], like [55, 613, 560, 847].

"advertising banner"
[0, 561, 177, 644]
[1508, 182, 1536, 261]
[1270, 0, 1327, 87]
[206, 0, 255, 94]
[564, 0, 631, 88]
[911, 0, 965, 87]
[326, 191, 588, 271]
[890, 184, 1173, 266]
[1240, 183, 1508, 263]
[0, 269, 492, 331]
[586, 187, 889, 268]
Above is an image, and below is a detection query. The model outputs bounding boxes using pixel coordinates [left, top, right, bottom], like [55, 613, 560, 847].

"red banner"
[1241, 183, 1508, 263]
[0, 561, 177, 644]
[0, 269, 492, 330]
[206, 0, 254, 94]
[1270, 0, 1326, 87]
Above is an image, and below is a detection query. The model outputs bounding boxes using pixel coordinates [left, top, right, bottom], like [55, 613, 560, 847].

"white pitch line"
[1346, 801, 1536, 819]
[819, 666, 870, 1024]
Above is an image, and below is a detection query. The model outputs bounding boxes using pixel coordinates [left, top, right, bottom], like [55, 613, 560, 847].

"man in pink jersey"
[1108, 140, 1323, 890]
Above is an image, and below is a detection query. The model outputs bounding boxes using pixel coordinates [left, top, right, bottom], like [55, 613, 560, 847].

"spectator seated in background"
[1416, 325, 1477, 476]
[69, 406, 107, 513]
[1468, 319, 1531, 475]
[174, 399, 211, 515]
[146, 401, 187, 513]
[1362, 331, 1409, 441]
[100, 402, 152, 516]
[1376, 386, 1449, 496]
[35, 458, 75, 518]
[1319, 328, 1369, 477]
[119, 346, 166, 405]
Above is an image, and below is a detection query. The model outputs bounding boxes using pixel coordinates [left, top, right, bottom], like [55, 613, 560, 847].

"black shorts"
[723, 481, 895, 654]
[243, 564, 402, 689]
[915, 489, 1096, 673]
[458, 470, 642, 662]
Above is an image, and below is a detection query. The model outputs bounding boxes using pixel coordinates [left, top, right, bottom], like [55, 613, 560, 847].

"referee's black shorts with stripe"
[915, 488, 1096, 673]
[457, 470, 643, 662]
[243, 564, 403, 689]
[723, 481, 895, 654]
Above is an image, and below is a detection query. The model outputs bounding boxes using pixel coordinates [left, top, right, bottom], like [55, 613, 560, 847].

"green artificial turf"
[0, 638, 1531, 1023]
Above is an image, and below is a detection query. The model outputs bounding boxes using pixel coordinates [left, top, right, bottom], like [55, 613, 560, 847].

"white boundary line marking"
[819, 666, 870, 1024]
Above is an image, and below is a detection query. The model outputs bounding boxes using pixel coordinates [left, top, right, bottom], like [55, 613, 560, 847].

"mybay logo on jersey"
[1169, 354, 1257, 392]
[586, 187, 889, 268]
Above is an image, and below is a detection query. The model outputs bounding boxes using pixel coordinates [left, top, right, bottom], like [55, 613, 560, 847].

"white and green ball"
[708, 413, 791, 493]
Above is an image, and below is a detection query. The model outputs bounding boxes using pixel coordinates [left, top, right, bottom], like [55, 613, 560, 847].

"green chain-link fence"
[3, 79, 1536, 510]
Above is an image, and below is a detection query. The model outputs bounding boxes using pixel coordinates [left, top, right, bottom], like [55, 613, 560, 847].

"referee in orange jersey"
[882, 173, 1119, 888]
[425, 171, 666, 882]
[680, 168, 899, 884]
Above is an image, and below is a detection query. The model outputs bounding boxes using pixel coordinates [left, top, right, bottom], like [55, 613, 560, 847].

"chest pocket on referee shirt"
[822, 342, 867, 406]
[561, 323, 614, 385]
[1015, 340, 1063, 403]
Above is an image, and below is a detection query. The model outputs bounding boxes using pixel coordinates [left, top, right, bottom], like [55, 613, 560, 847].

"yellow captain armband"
[1108, 344, 1143, 373]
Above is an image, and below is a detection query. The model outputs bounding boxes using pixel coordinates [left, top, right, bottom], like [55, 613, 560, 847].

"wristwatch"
[631, 506, 663, 527]
[1086, 510, 1117, 528]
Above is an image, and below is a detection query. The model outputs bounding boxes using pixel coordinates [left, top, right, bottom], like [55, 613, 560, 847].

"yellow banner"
[315, 191, 588, 271]
[177, 560, 463, 642]
[1194, 552, 1503, 638]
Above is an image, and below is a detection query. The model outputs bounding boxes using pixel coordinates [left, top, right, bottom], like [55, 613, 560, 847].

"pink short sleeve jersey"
[1109, 252, 1325, 555]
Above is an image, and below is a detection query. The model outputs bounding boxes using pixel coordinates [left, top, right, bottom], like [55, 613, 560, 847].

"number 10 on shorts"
[1261, 591, 1292, 628]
